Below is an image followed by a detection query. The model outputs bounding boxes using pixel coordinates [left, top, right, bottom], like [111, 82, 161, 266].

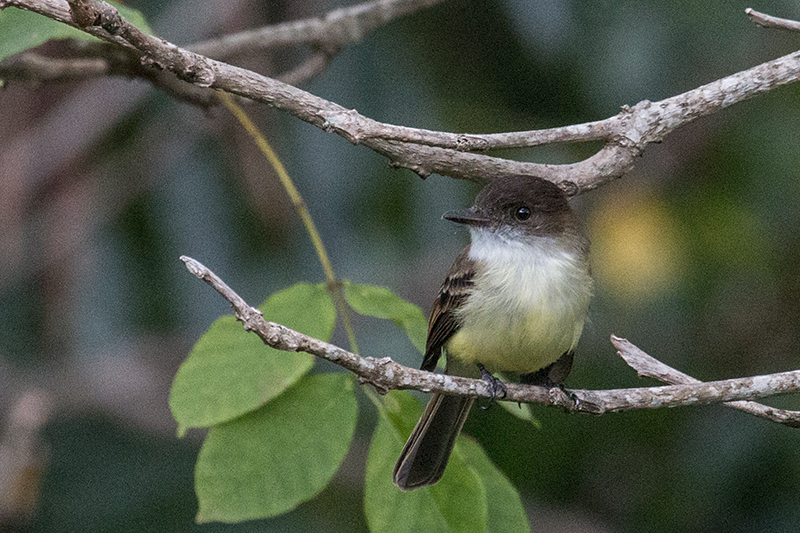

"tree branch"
[187, 0, 446, 60]
[3, 0, 800, 191]
[746, 8, 800, 32]
[0, 49, 110, 81]
[612, 336, 800, 428]
[180, 256, 800, 421]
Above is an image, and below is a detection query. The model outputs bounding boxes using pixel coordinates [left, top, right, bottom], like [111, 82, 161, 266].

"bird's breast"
[447, 236, 592, 373]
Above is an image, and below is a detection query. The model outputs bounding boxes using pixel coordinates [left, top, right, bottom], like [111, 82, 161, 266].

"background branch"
[188, 0, 446, 60]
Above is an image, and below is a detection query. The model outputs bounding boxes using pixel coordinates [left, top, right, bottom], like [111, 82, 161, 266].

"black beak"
[442, 207, 491, 227]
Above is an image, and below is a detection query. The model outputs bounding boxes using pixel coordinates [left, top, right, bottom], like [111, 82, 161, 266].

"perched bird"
[393, 175, 593, 490]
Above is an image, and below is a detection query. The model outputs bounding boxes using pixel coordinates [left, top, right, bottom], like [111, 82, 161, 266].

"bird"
[393, 175, 593, 490]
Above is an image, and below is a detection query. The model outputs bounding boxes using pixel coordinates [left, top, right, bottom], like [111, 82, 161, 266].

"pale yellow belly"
[446, 305, 585, 374]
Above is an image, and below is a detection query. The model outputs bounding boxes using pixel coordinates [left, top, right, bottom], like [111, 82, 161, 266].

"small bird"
[393, 175, 593, 490]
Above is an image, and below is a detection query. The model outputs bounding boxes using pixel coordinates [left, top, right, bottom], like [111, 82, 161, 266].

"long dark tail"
[393, 393, 475, 490]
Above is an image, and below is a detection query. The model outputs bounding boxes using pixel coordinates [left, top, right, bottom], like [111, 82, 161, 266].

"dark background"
[1, 0, 800, 531]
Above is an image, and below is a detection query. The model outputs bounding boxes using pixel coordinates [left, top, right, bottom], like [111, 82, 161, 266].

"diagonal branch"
[3, 0, 800, 191]
[612, 336, 800, 428]
[180, 256, 800, 421]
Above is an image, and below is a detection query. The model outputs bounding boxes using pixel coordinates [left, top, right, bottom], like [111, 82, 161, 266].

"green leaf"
[195, 373, 357, 523]
[458, 439, 531, 533]
[364, 391, 487, 533]
[0, 3, 153, 63]
[169, 283, 335, 432]
[343, 282, 428, 354]
[0, 8, 86, 63]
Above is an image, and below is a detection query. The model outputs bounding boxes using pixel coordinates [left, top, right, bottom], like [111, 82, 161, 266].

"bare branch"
[188, 0, 446, 60]
[180, 256, 800, 420]
[746, 8, 800, 32]
[4, 0, 800, 191]
[0, 50, 110, 80]
[612, 335, 800, 428]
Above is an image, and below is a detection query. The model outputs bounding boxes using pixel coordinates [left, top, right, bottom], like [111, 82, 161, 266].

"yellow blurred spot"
[588, 188, 685, 304]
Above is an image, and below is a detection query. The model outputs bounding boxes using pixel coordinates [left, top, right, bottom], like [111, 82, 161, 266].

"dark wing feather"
[420, 246, 476, 372]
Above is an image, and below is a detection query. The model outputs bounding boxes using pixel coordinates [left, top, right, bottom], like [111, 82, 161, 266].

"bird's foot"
[549, 384, 581, 412]
[477, 363, 507, 402]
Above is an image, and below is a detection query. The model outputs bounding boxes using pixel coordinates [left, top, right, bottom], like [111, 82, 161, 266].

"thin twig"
[188, 0, 446, 60]
[275, 48, 338, 87]
[180, 256, 800, 419]
[746, 8, 800, 32]
[0, 51, 109, 80]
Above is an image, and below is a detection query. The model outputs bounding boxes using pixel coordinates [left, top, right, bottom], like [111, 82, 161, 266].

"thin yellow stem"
[217, 91, 359, 354]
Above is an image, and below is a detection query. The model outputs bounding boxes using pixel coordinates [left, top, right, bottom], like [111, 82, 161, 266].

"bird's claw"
[477, 363, 507, 401]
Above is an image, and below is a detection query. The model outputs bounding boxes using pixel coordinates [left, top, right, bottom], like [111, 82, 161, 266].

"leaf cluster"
[170, 282, 530, 531]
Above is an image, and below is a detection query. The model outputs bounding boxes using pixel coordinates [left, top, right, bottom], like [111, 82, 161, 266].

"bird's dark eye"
[514, 206, 531, 221]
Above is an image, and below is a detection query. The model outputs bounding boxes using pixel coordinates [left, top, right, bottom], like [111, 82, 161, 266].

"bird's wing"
[420, 246, 476, 372]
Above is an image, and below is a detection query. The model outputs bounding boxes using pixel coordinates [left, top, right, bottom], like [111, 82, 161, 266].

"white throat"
[467, 227, 587, 295]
